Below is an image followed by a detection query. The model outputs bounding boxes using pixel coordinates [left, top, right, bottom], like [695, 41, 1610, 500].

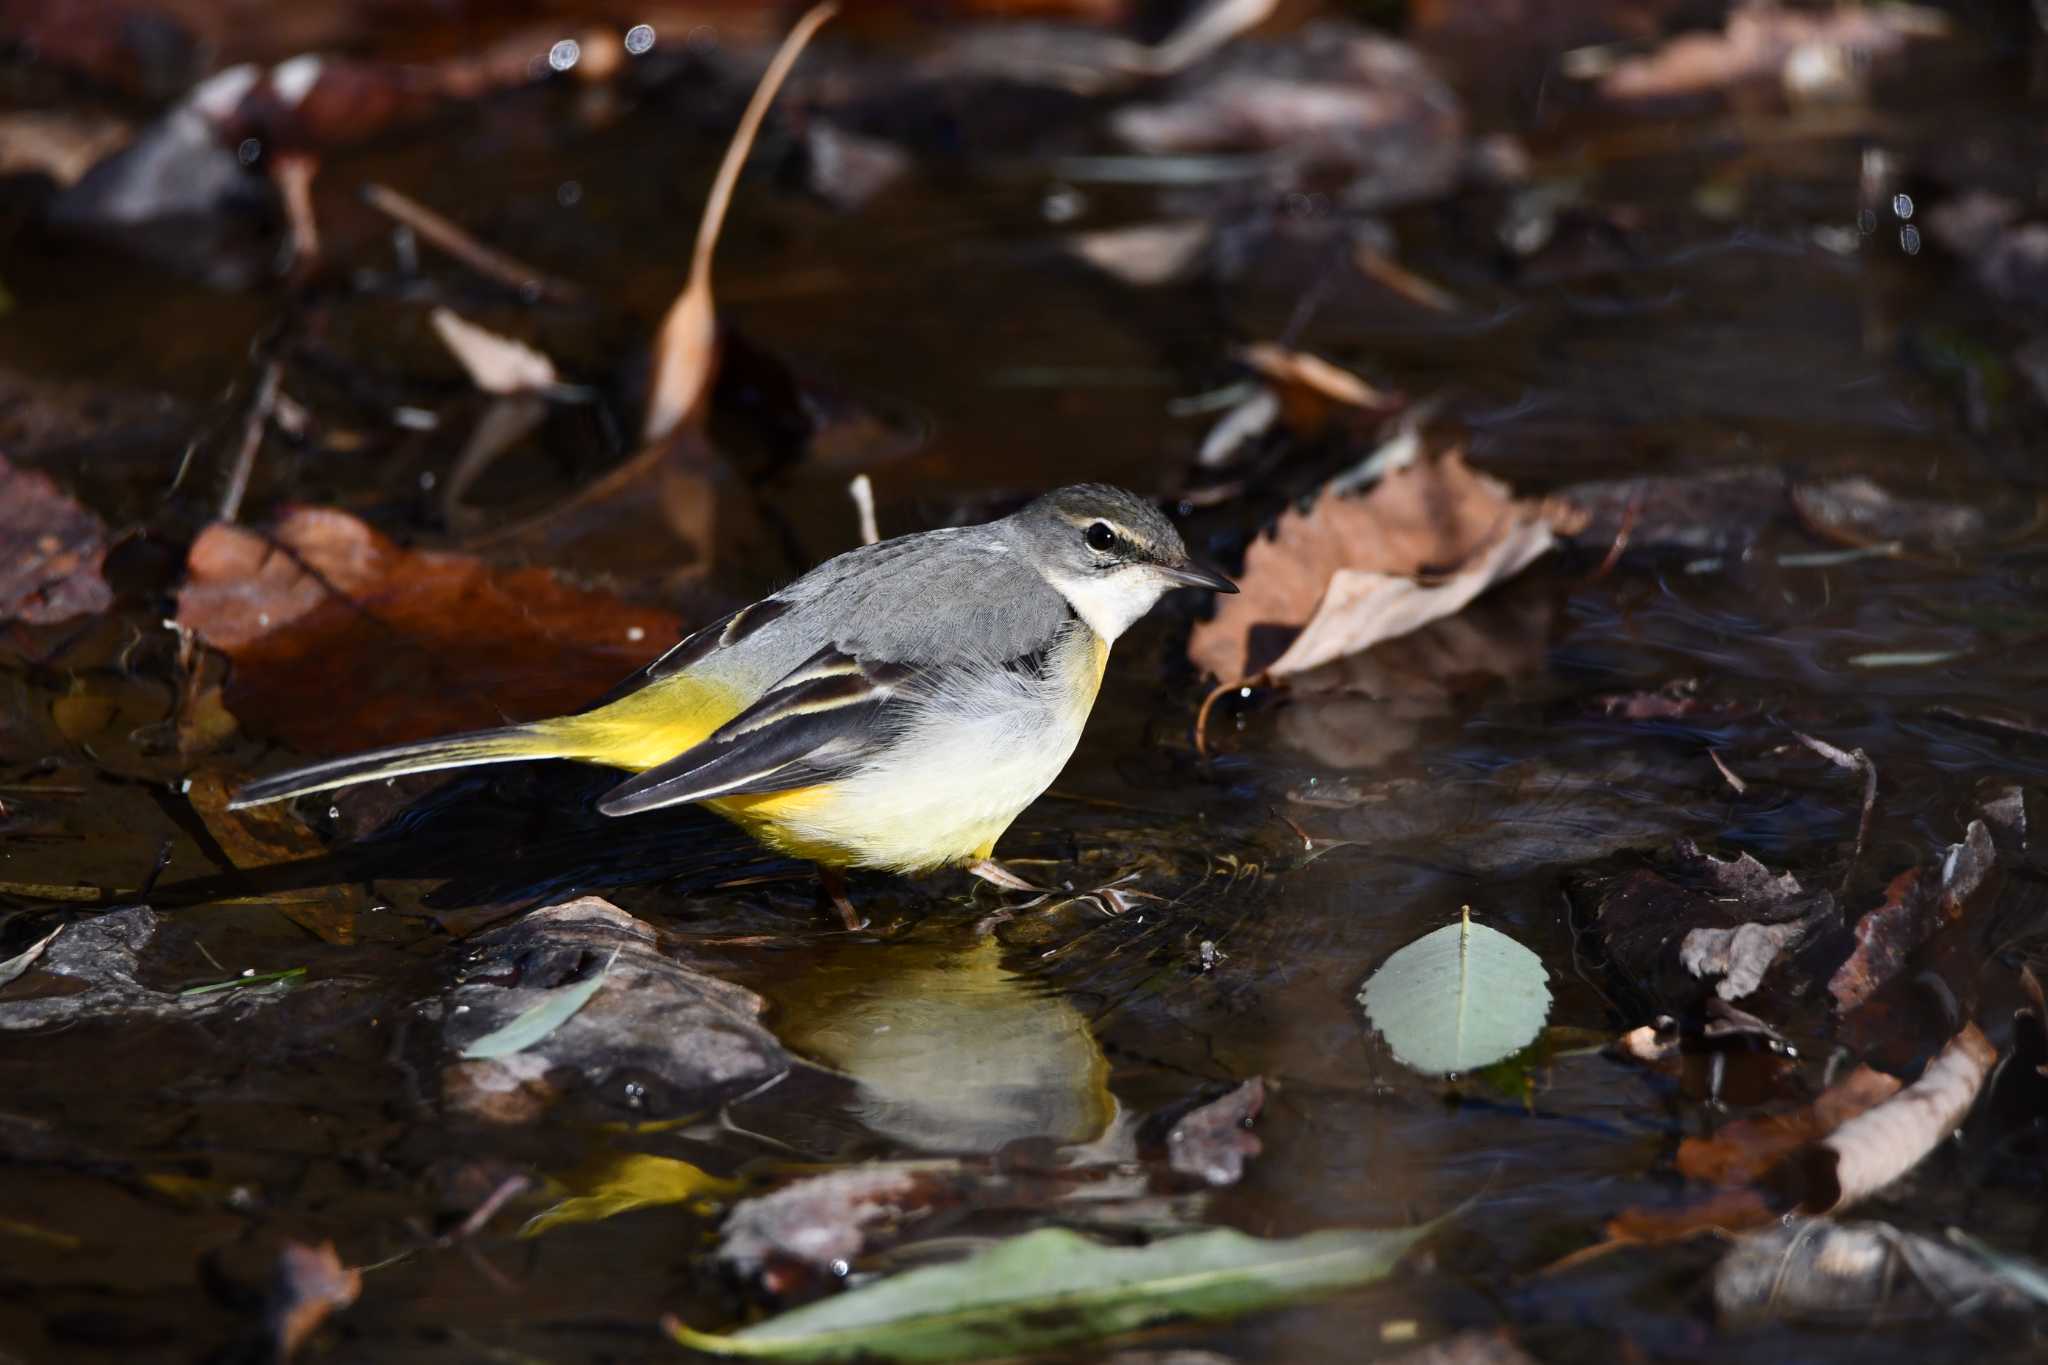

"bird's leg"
[816, 866, 864, 931]
[965, 858, 1046, 893]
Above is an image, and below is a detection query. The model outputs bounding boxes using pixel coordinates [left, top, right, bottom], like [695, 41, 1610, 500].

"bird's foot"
[965, 858, 1047, 894]
[816, 866, 866, 932]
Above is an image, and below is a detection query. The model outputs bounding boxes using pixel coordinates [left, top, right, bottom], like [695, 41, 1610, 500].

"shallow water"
[4, 5, 2048, 1362]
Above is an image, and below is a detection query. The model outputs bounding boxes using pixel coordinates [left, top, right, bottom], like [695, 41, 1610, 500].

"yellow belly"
[538, 627, 1112, 872]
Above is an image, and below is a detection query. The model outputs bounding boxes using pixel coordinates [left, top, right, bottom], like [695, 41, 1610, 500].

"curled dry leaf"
[186, 770, 364, 944]
[175, 507, 680, 754]
[0, 455, 114, 626]
[643, 2, 838, 444]
[273, 1240, 361, 1360]
[1161, 1078, 1265, 1187]
[1675, 1066, 1901, 1188]
[1067, 220, 1213, 287]
[1188, 451, 1553, 683]
[1796, 1023, 1996, 1214]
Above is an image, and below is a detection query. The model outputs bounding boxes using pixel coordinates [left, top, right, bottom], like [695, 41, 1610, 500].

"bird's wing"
[595, 643, 921, 816]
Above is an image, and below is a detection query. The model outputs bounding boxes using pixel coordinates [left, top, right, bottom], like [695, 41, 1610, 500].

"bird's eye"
[1085, 521, 1117, 553]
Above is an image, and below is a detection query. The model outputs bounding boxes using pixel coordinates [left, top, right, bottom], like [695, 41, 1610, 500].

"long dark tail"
[229, 724, 564, 810]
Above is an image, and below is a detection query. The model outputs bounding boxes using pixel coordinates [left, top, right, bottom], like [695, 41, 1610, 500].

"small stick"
[1793, 729, 1878, 894]
[363, 182, 581, 302]
[1708, 748, 1748, 794]
[1192, 677, 1241, 758]
[1579, 484, 1643, 586]
[848, 473, 879, 545]
[219, 360, 282, 523]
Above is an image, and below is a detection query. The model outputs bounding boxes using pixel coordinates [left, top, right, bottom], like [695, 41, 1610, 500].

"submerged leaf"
[460, 948, 616, 1060]
[1358, 908, 1551, 1076]
[666, 1222, 1434, 1362]
[522, 1152, 739, 1237]
[0, 926, 63, 989]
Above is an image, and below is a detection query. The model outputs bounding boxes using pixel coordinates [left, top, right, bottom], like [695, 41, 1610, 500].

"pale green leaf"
[665, 1222, 1433, 1362]
[459, 948, 616, 1060]
[1358, 908, 1551, 1076]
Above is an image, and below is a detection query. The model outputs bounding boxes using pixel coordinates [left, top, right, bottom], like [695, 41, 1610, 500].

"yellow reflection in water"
[777, 933, 1114, 1154]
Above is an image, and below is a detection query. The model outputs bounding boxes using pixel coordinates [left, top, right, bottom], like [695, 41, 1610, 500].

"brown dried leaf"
[0, 455, 114, 626]
[1675, 1067, 1902, 1188]
[1163, 1078, 1265, 1187]
[643, 2, 837, 444]
[0, 110, 131, 186]
[272, 1239, 361, 1360]
[1791, 477, 1990, 557]
[1799, 1024, 1996, 1213]
[186, 770, 363, 943]
[1188, 451, 1551, 682]
[175, 508, 679, 754]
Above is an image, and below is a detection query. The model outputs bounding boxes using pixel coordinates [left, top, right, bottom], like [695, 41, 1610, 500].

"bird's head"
[1007, 483, 1237, 640]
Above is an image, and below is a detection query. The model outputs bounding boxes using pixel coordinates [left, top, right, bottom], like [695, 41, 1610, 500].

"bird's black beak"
[1158, 559, 1239, 593]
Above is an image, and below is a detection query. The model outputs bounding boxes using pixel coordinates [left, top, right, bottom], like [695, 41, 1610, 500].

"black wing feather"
[597, 646, 915, 816]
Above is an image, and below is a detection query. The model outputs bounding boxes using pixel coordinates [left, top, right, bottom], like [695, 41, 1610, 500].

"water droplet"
[1891, 192, 1914, 221]
[627, 625, 646, 641]
[1041, 184, 1084, 224]
[625, 24, 656, 55]
[557, 179, 583, 208]
[548, 38, 581, 72]
[830, 1259, 850, 1277]
[237, 137, 261, 165]
[418, 469, 436, 491]
[1899, 224, 1922, 255]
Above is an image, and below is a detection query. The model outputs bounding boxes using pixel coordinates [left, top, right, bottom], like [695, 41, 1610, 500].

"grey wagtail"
[230, 485, 1236, 909]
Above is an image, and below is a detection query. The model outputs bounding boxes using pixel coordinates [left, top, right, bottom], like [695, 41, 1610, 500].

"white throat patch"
[1042, 565, 1171, 641]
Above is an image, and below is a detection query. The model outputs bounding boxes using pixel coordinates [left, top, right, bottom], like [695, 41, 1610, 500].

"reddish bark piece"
[1830, 822, 1996, 1013]
[1188, 451, 1552, 682]
[0, 455, 114, 626]
[1675, 1066, 1901, 1187]
[176, 507, 680, 754]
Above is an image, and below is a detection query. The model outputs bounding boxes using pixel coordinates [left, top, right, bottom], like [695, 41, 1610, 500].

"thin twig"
[363, 182, 581, 302]
[1192, 677, 1241, 758]
[219, 360, 282, 523]
[1793, 729, 1878, 894]
[1579, 484, 1643, 586]
[1709, 748, 1748, 794]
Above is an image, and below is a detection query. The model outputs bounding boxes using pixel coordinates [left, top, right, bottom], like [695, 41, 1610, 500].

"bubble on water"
[557, 180, 582, 208]
[625, 24, 656, 55]
[1891, 192, 1914, 220]
[237, 137, 261, 165]
[1899, 224, 1922, 255]
[1041, 184, 1084, 223]
[548, 38, 581, 72]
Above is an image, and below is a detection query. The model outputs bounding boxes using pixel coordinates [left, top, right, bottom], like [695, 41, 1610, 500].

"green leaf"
[664, 1223, 1434, 1362]
[460, 948, 616, 1060]
[178, 966, 307, 997]
[1358, 907, 1551, 1076]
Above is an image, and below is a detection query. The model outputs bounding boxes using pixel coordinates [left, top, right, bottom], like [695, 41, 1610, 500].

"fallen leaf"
[1830, 822, 1996, 1012]
[1598, 3, 1948, 104]
[1715, 1219, 2029, 1327]
[1675, 1067, 1901, 1188]
[430, 307, 558, 395]
[1189, 450, 1553, 682]
[186, 770, 363, 943]
[1238, 345, 1391, 410]
[272, 1240, 361, 1360]
[804, 120, 912, 211]
[1791, 477, 1990, 557]
[522, 1152, 740, 1237]
[719, 1162, 971, 1285]
[0, 926, 63, 989]
[1109, 24, 1464, 209]
[0, 109, 131, 186]
[0, 455, 114, 626]
[1673, 844, 1832, 1001]
[668, 1222, 1438, 1362]
[1796, 1023, 1996, 1214]
[643, 2, 838, 444]
[1544, 466, 1789, 558]
[459, 948, 616, 1060]
[1160, 1079, 1265, 1187]
[1067, 220, 1213, 286]
[1359, 908, 1552, 1076]
[1679, 919, 1810, 1002]
[175, 507, 680, 753]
